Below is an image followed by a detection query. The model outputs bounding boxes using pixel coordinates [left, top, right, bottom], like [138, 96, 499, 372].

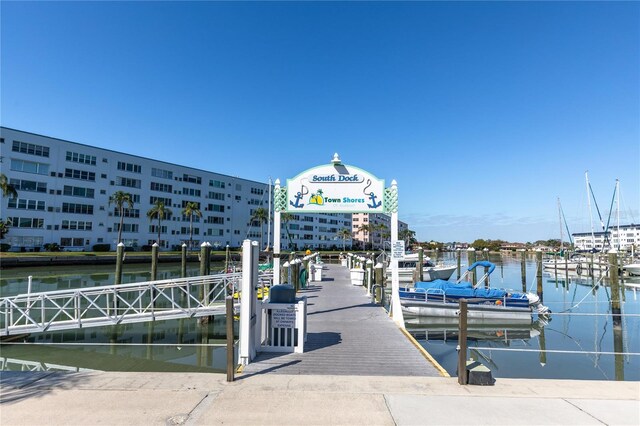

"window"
[116, 176, 141, 188]
[208, 204, 225, 212]
[7, 217, 44, 228]
[150, 182, 172, 193]
[66, 151, 96, 165]
[209, 179, 225, 188]
[117, 161, 141, 173]
[65, 168, 95, 181]
[250, 187, 264, 195]
[10, 178, 46, 193]
[150, 196, 172, 205]
[207, 229, 224, 236]
[183, 174, 201, 185]
[114, 223, 139, 233]
[113, 208, 140, 218]
[7, 198, 46, 211]
[11, 159, 49, 175]
[151, 167, 173, 180]
[12, 141, 49, 157]
[181, 227, 200, 235]
[62, 203, 94, 215]
[61, 220, 92, 230]
[60, 237, 84, 247]
[183, 187, 201, 197]
[208, 191, 225, 200]
[207, 216, 225, 224]
[63, 185, 95, 198]
[149, 225, 167, 233]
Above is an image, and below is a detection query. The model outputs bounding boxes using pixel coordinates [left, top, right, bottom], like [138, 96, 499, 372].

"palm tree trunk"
[189, 215, 193, 252]
[157, 217, 162, 246]
[118, 207, 124, 245]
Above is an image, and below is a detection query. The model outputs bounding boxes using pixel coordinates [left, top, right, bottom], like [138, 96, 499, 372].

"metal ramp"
[0, 272, 272, 337]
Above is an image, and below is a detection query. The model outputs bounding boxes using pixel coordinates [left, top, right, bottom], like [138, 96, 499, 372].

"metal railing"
[0, 272, 253, 336]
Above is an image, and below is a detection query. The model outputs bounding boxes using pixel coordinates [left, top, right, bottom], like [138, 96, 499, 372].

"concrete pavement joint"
[562, 398, 608, 425]
[183, 390, 222, 426]
[383, 394, 398, 426]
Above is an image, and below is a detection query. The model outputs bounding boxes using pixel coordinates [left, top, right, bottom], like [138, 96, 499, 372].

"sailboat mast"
[616, 179, 620, 250]
[557, 197, 564, 251]
[585, 171, 596, 250]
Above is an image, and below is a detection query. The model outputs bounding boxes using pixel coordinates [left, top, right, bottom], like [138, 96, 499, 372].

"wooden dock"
[241, 263, 443, 376]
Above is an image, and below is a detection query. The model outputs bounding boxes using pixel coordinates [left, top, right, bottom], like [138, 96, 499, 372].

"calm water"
[0, 262, 234, 373]
[408, 252, 640, 381]
[1, 255, 638, 379]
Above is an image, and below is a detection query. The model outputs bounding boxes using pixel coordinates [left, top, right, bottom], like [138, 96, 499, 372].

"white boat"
[542, 254, 607, 274]
[387, 253, 457, 283]
[623, 263, 640, 276]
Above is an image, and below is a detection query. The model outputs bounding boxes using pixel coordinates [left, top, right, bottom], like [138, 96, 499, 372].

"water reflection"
[410, 252, 639, 381]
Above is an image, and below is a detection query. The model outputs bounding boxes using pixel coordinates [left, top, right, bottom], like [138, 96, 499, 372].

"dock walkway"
[242, 263, 441, 376]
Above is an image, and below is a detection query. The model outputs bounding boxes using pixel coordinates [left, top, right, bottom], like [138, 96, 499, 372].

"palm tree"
[281, 212, 295, 251]
[0, 173, 18, 199]
[399, 228, 416, 248]
[182, 201, 202, 251]
[251, 207, 269, 250]
[147, 200, 172, 247]
[109, 191, 134, 245]
[336, 228, 352, 251]
[357, 223, 374, 250]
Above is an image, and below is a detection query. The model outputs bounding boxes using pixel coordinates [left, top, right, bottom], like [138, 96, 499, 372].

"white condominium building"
[0, 127, 351, 251]
[572, 224, 640, 252]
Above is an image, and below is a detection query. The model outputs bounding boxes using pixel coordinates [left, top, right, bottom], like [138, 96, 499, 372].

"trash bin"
[350, 268, 365, 286]
[268, 284, 296, 303]
[341, 258, 348, 267]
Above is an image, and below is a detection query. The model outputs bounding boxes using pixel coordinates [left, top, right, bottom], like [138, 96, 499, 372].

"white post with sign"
[389, 181, 405, 327]
[273, 179, 282, 286]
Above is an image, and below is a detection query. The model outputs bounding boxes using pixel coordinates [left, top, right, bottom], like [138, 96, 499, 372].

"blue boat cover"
[467, 261, 496, 275]
[415, 280, 508, 299]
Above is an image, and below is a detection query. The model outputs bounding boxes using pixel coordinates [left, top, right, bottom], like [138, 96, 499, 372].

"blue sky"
[2, 1, 638, 243]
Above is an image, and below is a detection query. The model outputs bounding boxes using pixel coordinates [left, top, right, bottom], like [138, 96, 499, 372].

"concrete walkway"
[242, 263, 441, 376]
[1, 371, 638, 425]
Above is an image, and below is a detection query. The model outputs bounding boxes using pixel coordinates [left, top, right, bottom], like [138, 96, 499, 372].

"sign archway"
[272, 153, 404, 326]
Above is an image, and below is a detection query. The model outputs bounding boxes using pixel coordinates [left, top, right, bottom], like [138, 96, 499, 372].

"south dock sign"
[286, 155, 385, 213]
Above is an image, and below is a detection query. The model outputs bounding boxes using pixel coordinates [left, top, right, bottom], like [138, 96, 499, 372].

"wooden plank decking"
[241, 264, 442, 377]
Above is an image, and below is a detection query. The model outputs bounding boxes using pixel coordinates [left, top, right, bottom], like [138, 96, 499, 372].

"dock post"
[483, 248, 490, 288]
[609, 249, 621, 321]
[181, 243, 187, 278]
[151, 243, 159, 281]
[200, 242, 207, 302]
[206, 242, 212, 275]
[115, 242, 124, 285]
[418, 247, 424, 282]
[226, 295, 235, 382]
[520, 249, 527, 292]
[225, 244, 230, 273]
[467, 248, 476, 287]
[457, 299, 468, 385]
[367, 258, 374, 295]
[536, 249, 543, 302]
[456, 248, 461, 280]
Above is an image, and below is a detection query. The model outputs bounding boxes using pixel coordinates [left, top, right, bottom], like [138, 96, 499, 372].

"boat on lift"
[387, 252, 457, 283]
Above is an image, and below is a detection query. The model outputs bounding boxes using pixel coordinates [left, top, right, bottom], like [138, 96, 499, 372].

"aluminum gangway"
[0, 272, 273, 337]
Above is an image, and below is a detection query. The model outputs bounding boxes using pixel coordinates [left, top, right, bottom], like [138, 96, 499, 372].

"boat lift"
[457, 261, 496, 288]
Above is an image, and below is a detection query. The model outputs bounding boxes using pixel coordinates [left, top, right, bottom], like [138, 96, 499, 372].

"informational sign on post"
[272, 308, 296, 328]
[391, 240, 405, 260]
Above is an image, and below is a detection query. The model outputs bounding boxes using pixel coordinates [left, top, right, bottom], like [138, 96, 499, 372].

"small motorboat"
[400, 261, 550, 321]
[387, 253, 457, 283]
[623, 263, 640, 276]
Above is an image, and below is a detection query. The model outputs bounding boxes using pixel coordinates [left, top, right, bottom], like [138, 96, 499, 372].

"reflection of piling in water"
[613, 321, 624, 381]
[520, 249, 527, 293]
[109, 326, 119, 356]
[115, 243, 124, 285]
[538, 322, 547, 367]
[146, 321, 154, 360]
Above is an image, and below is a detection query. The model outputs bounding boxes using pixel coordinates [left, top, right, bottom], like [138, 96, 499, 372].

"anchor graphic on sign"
[290, 185, 309, 209]
[363, 179, 382, 209]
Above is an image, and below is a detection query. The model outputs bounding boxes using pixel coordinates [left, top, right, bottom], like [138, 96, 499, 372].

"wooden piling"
[609, 249, 621, 319]
[457, 299, 468, 385]
[115, 242, 124, 285]
[520, 249, 527, 293]
[151, 243, 159, 281]
[467, 248, 477, 287]
[536, 249, 543, 302]
[418, 247, 424, 282]
[225, 244, 230, 273]
[181, 243, 187, 278]
[226, 296, 235, 382]
[456, 249, 461, 280]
